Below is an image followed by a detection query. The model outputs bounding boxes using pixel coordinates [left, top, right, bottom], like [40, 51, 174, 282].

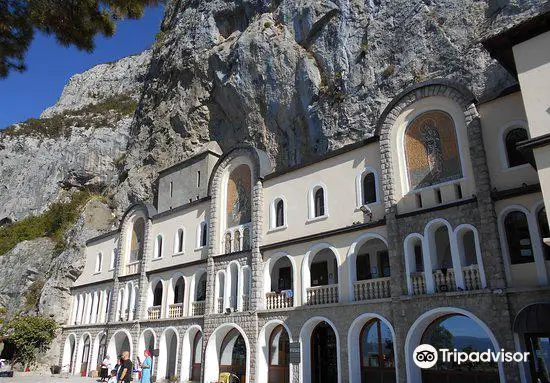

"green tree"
[1, 314, 57, 368]
[0, 0, 162, 78]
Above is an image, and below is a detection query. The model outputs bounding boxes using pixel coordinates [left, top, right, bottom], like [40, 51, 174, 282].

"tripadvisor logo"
[413, 344, 529, 369]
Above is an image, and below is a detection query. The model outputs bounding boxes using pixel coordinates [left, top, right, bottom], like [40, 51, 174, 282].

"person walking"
[118, 351, 133, 383]
[100, 355, 111, 382]
[139, 350, 152, 383]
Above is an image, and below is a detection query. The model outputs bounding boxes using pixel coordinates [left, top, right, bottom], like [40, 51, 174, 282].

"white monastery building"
[59, 12, 550, 383]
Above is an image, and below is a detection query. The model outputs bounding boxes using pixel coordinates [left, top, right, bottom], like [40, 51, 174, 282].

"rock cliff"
[0, 0, 547, 367]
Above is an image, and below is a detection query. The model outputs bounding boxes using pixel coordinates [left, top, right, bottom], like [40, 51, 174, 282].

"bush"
[24, 279, 45, 310]
[0, 191, 92, 255]
[1, 314, 57, 368]
[2, 95, 137, 139]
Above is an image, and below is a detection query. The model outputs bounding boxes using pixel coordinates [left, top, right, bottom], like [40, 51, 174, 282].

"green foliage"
[0, 314, 57, 368]
[2, 95, 137, 138]
[24, 279, 45, 310]
[0, 191, 92, 256]
[0, 0, 162, 78]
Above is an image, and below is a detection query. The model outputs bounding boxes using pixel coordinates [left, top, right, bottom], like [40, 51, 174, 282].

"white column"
[90, 292, 99, 323]
[70, 296, 78, 325]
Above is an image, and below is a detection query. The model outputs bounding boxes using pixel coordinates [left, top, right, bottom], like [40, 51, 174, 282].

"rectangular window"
[454, 183, 463, 199]
[435, 188, 442, 204]
[415, 194, 423, 208]
[197, 171, 201, 188]
[169, 181, 173, 198]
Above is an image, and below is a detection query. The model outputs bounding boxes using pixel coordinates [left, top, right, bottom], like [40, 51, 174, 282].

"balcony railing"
[266, 291, 294, 310]
[168, 303, 184, 318]
[353, 277, 391, 301]
[411, 272, 426, 295]
[192, 301, 205, 316]
[242, 294, 250, 311]
[125, 261, 140, 275]
[433, 268, 456, 292]
[148, 306, 161, 320]
[463, 264, 482, 291]
[306, 284, 339, 305]
[218, 297, 223, 314]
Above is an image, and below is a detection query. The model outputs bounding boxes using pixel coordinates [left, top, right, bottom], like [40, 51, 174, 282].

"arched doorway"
[421, 314, 499, 382]
[139, 329, 156, 375]
[514, 303, 550, 383]
[311, 322, 338, 383]
[359, 319, 395, 382]
[107, 331, 132, 362]
[158, 328, 178, 380]
[191, 331, 203, 381]
[220, 328, 247, 383]
[62, 334, 76, 373]
[305, 247, 339, 305]
[80, 334, 91, 376]
[268, 325, 290, 383]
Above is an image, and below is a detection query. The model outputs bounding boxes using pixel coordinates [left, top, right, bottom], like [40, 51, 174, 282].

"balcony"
[125, 261, 140, 275]
[463, 265, 482, 291]
[168, 303, 184, 318]
[353, 277, 391, 301]
[192, 301, 205, 316]
[148, 306, 161, 320]
[266, 291, 294, 310]
[306, 284, 339, 305]
[433, 268, 457, 292]
[411, 272, 426, 295]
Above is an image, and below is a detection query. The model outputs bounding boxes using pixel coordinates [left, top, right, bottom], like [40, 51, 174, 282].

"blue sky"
[0, 5, 165, 129]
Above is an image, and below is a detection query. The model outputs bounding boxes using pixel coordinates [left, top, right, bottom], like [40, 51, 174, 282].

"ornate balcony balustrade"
[411, 272, 426, 295]
[353, 277, 391, 301]
[168, 303, 184, 318]
[265, 291, 294, 310]
[147, 306, 161, 320]
[306, 284, 339, 305]
[192, 301, 205, 316]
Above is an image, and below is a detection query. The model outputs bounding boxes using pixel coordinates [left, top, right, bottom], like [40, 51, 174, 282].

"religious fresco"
[404, 110, 462, 190]
[130, 218, 145, 261]
[226, 164, 252, 228]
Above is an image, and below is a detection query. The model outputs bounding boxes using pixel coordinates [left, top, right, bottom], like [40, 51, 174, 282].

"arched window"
[174, 277, 185, 304]
[505, 127, 532, 168]
[504, 211, 534, 264]
[97, 334, 107, 366]
[110, 249, 117, 270]
[130, 218, 145, 261]
[314, 187, 325, 217]
[537, 208, 550, 261]
[268, 325, 290, 383]
[229, 263, 239, 310]
[420, 314, 499, 381]
[95, 253, 103, 273]
[234, 230, 241, 252]
[276, 199, 285, 227]
[191, 332, 203, 381]
[219, 329, 247, 383]
[404, 110, 462, 190]
[80, 334, 91, 375]
[362, 172, 377, 205]
[153, 281, 163, 307]
[200, 222, 208, 248]
[359, 318, 395, 382]
[175, 228, 184, 254]
[154, 235, 163, 259]
[226, 164, 252, 228]
[243, 227, 251, 250]
[195, 273, 207, 302]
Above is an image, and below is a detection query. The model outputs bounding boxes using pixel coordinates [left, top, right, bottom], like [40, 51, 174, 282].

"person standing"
[118, 351, 133, 383]
[100, 355, 111, 382]
[140, 350, 152, 383]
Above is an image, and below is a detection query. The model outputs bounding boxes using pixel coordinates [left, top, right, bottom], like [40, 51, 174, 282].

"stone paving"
[1, 374, 99, 383]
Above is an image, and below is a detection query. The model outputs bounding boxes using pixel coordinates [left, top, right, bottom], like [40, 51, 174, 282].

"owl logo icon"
[413, 344, 438, 368]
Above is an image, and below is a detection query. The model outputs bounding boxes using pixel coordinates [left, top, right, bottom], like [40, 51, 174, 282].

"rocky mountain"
[0, 0, 547, 368]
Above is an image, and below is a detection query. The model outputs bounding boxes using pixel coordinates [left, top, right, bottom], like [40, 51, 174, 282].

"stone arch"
[347, 313, 398, 382]
[404, 307, 505, 383]
[301, 243, 342, 304]
[90, 331, 107, 374]
[375, 80, 478, 209]
[180, 325, 203, 382]
[107, 329, 133, 361]
[138, 328, 157, 356]
[346, 232, 389, 298]
[157, 327, 180, 380]
[75, 332, 92, 376]
[257, 320, 294, 383]
[62, 333, 77, 373]
[263, 252, 298, 307]
[453, 224, 487, 288]
[203, 323, 251, 383]
[299, 316, 341, 383]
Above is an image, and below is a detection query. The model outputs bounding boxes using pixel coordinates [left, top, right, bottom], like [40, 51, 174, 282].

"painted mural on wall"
[226, 165, 252, 227]
[405, 110, 462, 190]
